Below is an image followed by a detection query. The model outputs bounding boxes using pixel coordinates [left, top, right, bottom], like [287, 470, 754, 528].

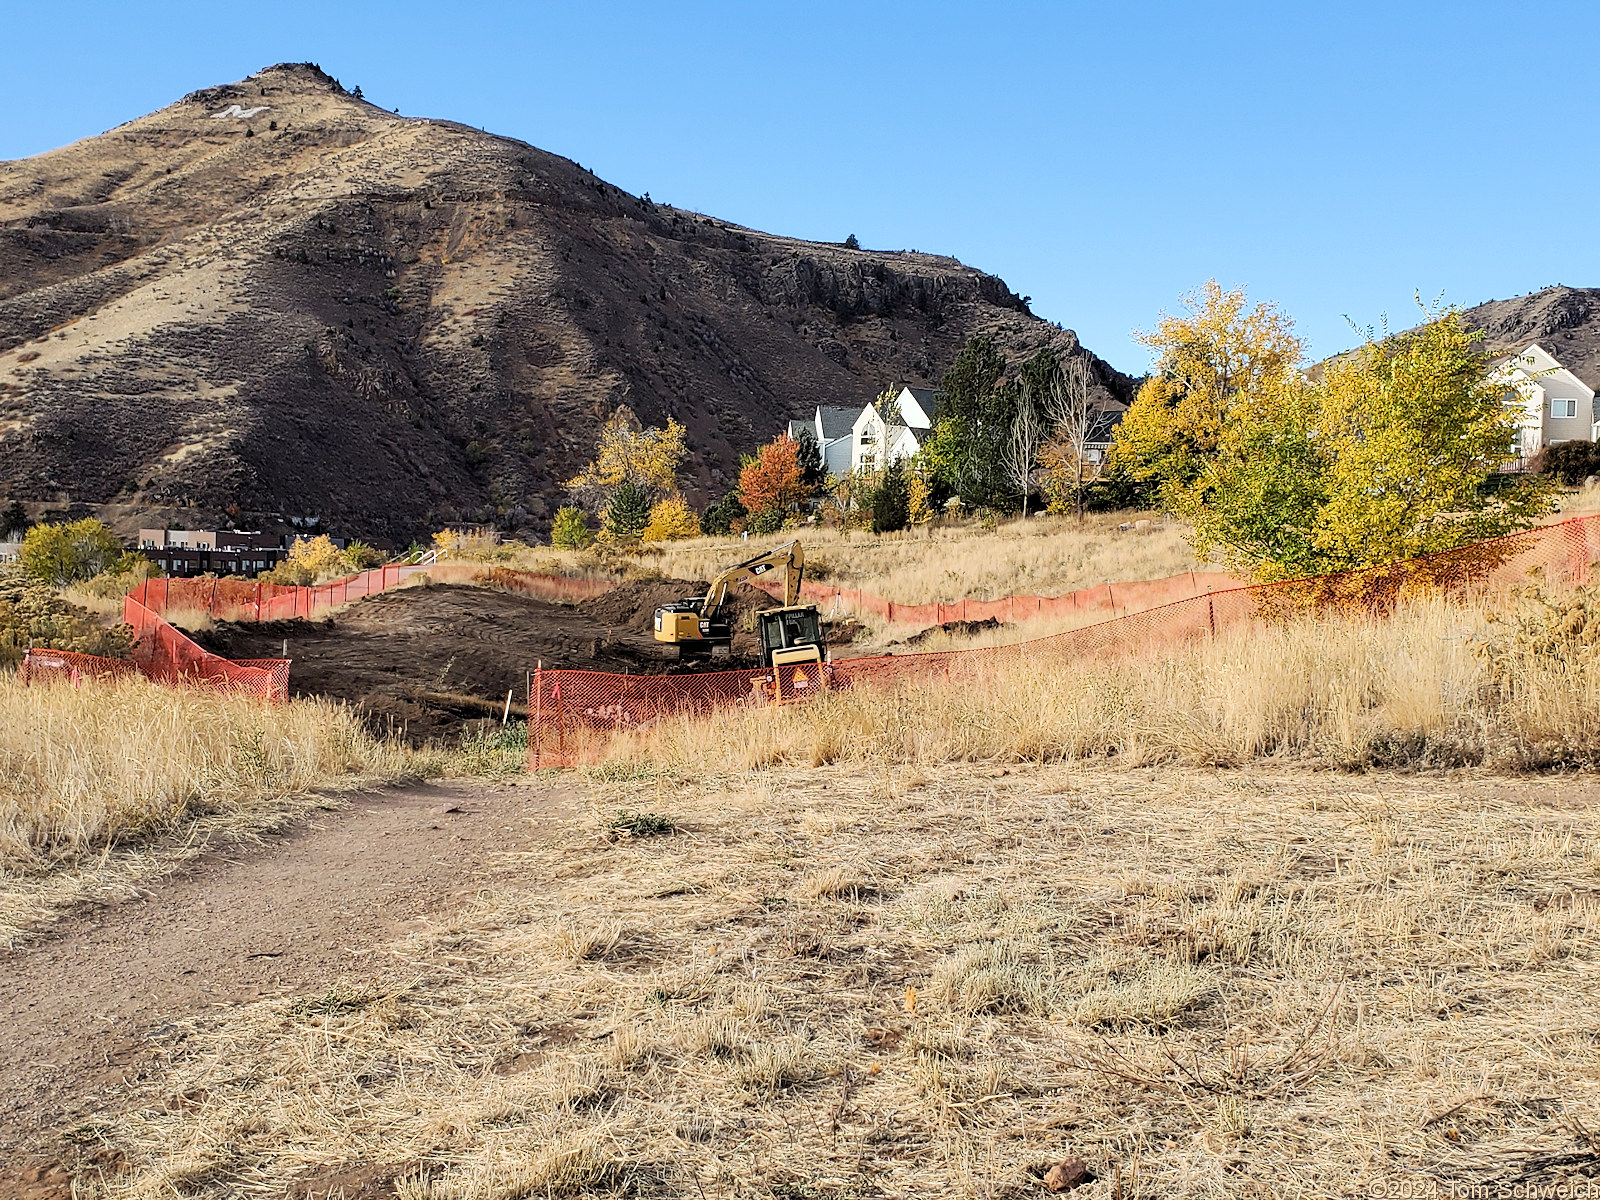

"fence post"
[533, 664, 542, 770]
[1208, 591, 1216, 639]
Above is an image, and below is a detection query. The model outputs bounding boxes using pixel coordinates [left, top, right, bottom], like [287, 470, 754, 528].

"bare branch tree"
[1005, 382, 1043, 517]
[1045, 356, 1097, 522]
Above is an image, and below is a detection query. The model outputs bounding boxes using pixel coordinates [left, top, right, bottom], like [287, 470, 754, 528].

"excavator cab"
[756, 605, 825, 667]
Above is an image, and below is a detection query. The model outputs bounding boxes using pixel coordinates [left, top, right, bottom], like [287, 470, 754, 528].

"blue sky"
[3, 0, 1596, 373]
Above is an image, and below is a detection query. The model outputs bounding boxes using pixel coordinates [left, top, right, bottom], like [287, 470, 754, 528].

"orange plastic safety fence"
[528, 515, 1600, 769]
[751, 567, 1246, 625]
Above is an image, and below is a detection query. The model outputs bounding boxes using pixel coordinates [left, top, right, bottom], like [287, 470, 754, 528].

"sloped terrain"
[1466, 285, 1600, 387]
[0, 63, 1133, 543]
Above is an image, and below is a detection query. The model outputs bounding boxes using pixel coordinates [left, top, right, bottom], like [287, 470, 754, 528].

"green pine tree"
[603, 480, 652, 542]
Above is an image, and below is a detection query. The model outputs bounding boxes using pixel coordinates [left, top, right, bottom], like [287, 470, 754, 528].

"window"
[1551, 397, 1578, 419]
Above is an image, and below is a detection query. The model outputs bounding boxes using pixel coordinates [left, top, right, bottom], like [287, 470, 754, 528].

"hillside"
[1464, 285, 1600, 388]
[0, 63, 1132, 543]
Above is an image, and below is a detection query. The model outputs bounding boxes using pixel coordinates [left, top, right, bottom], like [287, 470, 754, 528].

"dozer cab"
[653, 539, 827, 667]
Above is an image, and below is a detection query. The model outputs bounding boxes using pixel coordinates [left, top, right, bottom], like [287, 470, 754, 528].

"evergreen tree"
[0, 500, 26, 539]
[795, 427, 826, 490]
[871, 457, 911, 533]
[603, 480, 652, 542]
[701, 491, 747, 536]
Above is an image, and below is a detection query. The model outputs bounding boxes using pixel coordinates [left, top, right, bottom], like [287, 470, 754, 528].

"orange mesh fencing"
[17, 600, 289, 701]
[752, 568, 1246, 626]
[18, 647, 142, 687]
[122, 594, 289, 699]
[126, 563, 616, 624]
[126, 563, 435, 623]
[529, 515, 1600, 769]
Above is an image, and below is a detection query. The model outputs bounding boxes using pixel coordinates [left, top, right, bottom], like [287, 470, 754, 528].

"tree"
[1040, 356, 1097, 521]
[0, 500, 27, 540]
[19, 519, 122, 586]
[844, 234, 860, 250]
[1111, 280, 1305, 508]
[566, 406, 688, 515]
[602, 479, 653, 542]
[871, 457, 911, 533]
[932, 336, 1057, 511]
[343, 540, 385, 570]
[1532, 441, 1600, 486]
[795, 426, 826, 491]
[738, 434, 810, 522]
[551, 506, 593, 548]
[1135, 290, 1554, 580]
[641, 495, 702, 542]
[1003, 381, 1043, 517]
[701, 491, 747, 536]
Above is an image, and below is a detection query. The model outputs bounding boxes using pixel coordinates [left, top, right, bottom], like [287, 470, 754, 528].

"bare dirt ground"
[0, 777, 577, 1197]
[188, 583, 677, 740]
[186, 580, 856, 740]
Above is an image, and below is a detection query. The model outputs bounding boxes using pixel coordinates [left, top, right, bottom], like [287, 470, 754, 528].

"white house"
[788, 385, 937, 481]
[1495, 343, 1597, 465]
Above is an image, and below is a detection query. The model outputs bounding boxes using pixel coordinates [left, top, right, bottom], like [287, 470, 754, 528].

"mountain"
[1464, 286, 1600, 388]
[0, 63, 1133, 543]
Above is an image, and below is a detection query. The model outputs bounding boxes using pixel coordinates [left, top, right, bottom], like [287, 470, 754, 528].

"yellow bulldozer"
[653, 539, 827, 667]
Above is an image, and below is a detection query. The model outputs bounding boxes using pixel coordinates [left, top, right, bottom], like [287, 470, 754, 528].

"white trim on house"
[1494, 342, 1597, 466]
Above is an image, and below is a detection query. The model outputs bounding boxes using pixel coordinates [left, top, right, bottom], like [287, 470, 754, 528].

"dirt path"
[0, 778, 578, 1192]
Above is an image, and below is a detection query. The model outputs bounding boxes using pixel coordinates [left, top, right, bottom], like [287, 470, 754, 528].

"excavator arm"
[700, 539, 804, 615]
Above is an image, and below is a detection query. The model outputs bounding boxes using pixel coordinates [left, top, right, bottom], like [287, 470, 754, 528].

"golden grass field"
[609, 592, 1598, 774]
[37, 586, 1600, 1197]
[0, 676, 535, 945]
[471, 512, 1208, 606]
[73, 764, 1600, 1199]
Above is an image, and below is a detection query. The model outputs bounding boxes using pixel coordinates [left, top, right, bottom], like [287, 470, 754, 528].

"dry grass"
[72, 763, 1600, 1197]
[0, 674, 462, 943]
[471, 513, 1208, 605]
[607, 594, 1600, 774]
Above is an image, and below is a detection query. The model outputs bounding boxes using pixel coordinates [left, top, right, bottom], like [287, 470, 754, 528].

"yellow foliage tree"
[1111, 280, 1305, 506]
[267, 535, 348, 585]
[566, 405, 688, 513]
[1118, 285, 1554, 580]
[641, 495, 702, 542]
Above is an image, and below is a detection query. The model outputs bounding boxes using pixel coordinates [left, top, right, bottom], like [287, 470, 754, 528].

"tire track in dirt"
[0, 778, 578, 1193]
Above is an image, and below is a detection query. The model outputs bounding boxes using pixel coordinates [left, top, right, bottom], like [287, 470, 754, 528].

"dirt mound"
[899, 617, 1005, 646]
[188, 583, 680, 741]
[578, 577, 779, 638]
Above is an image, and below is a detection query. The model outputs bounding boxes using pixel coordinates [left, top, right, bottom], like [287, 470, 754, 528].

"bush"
[641, 496, 702, 542]
[342, 540, 385, 571]
[749, 507, 785, 535]
[0, 566, 132, 668]
[1532, 441, 1600, 487]
[261, 535, 378, 585]
[702, 491, 746, 536]
[19, 519, 123, 586]
[552, 506, 594, 549]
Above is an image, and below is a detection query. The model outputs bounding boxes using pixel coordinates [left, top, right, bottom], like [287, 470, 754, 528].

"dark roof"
[817, 405, 859, 440]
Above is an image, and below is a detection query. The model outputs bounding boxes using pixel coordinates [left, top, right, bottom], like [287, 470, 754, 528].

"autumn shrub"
[641, 496, 702, 542]
[0, 566, 132, 668]
[552, 506, 594, 549]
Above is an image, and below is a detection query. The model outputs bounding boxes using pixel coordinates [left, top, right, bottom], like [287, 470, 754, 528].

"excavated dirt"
[185, 578, 837, 741]
[189, 583, 683, 741]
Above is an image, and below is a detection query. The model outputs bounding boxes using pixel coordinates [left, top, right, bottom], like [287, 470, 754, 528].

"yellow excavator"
[653, 539, 827, 667]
